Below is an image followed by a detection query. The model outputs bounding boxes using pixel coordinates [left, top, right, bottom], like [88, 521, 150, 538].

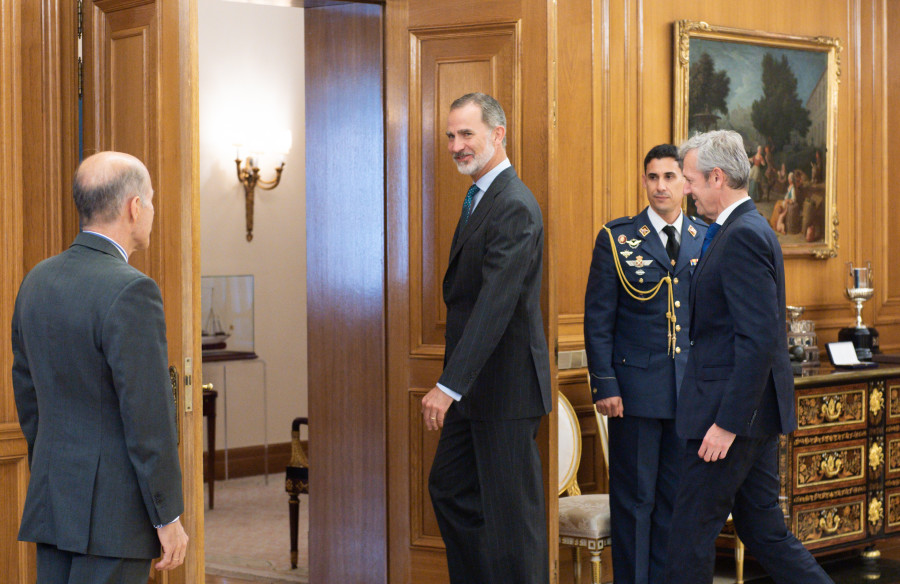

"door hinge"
[77, 0, 83, 99]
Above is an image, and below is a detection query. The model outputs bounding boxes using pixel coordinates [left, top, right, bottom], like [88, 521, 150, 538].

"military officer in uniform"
[584, 144, 707, 584]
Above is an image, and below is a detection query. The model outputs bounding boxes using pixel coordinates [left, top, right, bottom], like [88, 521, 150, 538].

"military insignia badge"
[691, 258, 699, 266]
[635, 269, 645, 276]
[626, 238, 642, 249]
[617, 234, 627, 244]
[620, 250, 633, 258]
[626, 255, 654, 268]
[687, 225, 697, 238]
[638, 225, 651, 237]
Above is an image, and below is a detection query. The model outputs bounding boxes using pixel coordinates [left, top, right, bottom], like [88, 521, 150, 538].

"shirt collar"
[646, 205, 683, 236]
[473, 158, 511, 195]
[82, 230, 128, 261]
[715, 196, 751, 226]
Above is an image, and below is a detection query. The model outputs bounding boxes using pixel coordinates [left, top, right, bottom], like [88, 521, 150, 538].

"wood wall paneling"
[305, 4, 387, 583]
[555, 0, 900, 382]
[1, 0, 30, 579]
[409, 23, 520, 355]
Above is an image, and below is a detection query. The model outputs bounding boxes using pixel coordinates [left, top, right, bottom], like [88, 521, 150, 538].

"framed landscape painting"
[674, 21, 841, 258]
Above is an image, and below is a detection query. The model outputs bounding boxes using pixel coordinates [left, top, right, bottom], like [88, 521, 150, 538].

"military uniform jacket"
[12, 233, 184, 559]
[584, 208, 706, 419]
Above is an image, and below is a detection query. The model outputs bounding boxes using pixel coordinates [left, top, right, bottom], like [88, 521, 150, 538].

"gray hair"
[73, 153, 151, 225]
[678, 130, 750, 190]
[450, 92, 507, 147]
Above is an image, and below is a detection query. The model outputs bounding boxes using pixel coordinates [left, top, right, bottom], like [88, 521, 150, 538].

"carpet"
[204, 475, 309, 583]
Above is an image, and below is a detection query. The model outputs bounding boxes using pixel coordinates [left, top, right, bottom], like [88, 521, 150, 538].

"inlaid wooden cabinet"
[777, 368, 900, 552]
[716, 367, 900, 558]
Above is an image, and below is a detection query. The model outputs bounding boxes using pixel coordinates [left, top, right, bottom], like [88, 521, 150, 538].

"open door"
[82, 1, 202, 583]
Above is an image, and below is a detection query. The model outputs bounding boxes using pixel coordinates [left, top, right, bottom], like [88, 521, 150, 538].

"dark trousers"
[429, 404, 549, 584]
[608, 415, 682, 584]
[665, 435, 833, 584]
[36, 543, 152, 584]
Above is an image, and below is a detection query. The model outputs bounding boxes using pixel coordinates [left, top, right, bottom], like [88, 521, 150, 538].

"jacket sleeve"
[438, 195, 542, 396]
[584, 227, 621, 402]
[714, 224, 781, 434]
[102, 276, 184, 527]
[12, 298, 38, 465]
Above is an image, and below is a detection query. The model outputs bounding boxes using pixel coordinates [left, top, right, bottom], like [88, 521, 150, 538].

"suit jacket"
[12, 232, 184, 559]
[439, 166, 552, 420]
[676, 199, 797, 439]
[585, 208, 706, 418]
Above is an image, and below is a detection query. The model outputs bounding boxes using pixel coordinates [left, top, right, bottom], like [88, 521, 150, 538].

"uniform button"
[673, 277, 679, 285]
[675, 346, 682, 354]
[690, 340, 695, 346]
[675, 300, 681, 308]
[676, 324, 681, 332]
[622, 358, 626, 364]
[639, 278, 644, 283]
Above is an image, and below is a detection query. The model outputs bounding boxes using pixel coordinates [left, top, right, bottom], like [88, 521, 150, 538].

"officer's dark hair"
[643, 144, 679, 172]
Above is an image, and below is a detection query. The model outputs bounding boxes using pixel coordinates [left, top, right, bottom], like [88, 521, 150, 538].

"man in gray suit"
[421, 93, 552, 584]
[12, 151, 189, 583]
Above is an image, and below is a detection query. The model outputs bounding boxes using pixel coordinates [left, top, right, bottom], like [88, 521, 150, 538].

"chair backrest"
[558, 392, 582, 496]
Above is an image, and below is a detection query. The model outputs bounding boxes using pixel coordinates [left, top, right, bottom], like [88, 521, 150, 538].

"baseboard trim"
[204, 441, 304, 480]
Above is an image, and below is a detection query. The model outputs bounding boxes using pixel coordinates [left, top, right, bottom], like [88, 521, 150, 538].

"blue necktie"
[461, 184, 479, 225]
[700, 222, 721, 257]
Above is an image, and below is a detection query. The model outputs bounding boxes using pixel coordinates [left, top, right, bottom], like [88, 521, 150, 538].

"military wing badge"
[626, 255, 653, 268]
[687, 225, 697, 238]
[619, 250, 633, 258]
[638, 225, 651, 237]
[626, 238, 642, 249]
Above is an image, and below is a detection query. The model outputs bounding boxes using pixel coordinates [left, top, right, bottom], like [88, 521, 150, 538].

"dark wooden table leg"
[289, 493, 299, 569]
[203, 389, 218, 509]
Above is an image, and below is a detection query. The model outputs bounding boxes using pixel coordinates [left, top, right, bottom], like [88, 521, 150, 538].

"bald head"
[74, 152, 152, 228]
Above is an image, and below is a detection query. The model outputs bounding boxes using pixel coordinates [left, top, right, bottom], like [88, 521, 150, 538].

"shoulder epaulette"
[604, 215, 633, 229]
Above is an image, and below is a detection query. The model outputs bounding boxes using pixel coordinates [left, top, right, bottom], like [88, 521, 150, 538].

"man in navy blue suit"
[664, 131, 832, 584]
[585, 144, 706, 584]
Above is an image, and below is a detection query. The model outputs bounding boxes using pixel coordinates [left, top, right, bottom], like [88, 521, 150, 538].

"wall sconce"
[234, 130, 292, 242]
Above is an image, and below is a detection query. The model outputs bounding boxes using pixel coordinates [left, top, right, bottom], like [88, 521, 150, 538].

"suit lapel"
[447, 167, 514, 267]
[674, 215, 703, 276]
[689, 199, 757, 323]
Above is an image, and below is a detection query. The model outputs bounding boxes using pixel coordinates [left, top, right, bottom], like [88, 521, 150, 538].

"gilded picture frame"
[674, 21, 841, 259]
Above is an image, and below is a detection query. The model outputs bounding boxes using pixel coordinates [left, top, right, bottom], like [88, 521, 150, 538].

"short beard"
[454, 140, 495, 177]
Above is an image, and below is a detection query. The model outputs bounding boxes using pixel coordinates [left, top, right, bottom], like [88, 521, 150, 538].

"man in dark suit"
[12, 151, 189, 583]
[421, 92, 552, 584]
[585, 144, 706, 584]
[664, 131, 831, 584]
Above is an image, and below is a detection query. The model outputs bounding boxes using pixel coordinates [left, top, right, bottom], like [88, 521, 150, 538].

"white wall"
[198, 0, 306, 450]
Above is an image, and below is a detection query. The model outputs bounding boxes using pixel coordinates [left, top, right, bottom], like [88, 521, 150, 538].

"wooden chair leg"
[589, 549, 602, 584]
[572, 546, 581, 584]
[289, 493, 299, 569]
[734, 534, 745, 584]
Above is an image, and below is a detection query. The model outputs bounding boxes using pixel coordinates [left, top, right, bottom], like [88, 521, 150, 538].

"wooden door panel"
[410, 23, 519, 355]
[389, 1, 555, 582]
[83, 1, 200, 583]
[84, 1, 161, 281]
